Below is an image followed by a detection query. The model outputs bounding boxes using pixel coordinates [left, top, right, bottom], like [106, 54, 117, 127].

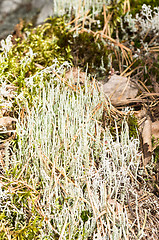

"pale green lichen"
[0, 1, 158, 238]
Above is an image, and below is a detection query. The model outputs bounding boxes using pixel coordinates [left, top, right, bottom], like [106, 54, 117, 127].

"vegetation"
[0, 0, 159, 239]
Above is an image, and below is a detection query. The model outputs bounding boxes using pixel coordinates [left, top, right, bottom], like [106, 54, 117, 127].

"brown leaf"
[0, 117, 17, 129]
[101, 74, 138, 104]
[151, 75, 159, 93]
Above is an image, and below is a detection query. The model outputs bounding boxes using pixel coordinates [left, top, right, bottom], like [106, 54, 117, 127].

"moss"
[0, 3, 159, 237]
[0, 17, 75, 109]
[70, 31, 111, 77]
[128, 114, 139, 139]
[0, 17, 73, 92]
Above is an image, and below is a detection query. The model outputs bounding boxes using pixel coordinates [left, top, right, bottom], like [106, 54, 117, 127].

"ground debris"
[101, 74, 138, 104]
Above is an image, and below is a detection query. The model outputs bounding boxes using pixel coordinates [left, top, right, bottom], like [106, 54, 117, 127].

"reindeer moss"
[130, 0, 159, 16]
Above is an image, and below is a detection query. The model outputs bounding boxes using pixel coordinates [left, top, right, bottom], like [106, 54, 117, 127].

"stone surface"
[32, 0, 46, 8]
[34, 0, 54, 24]
[0, 0, 54, 39]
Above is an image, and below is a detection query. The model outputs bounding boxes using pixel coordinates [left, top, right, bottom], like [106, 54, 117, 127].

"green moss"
[0, 17, 73, 100]
[128, 114, 138, 139]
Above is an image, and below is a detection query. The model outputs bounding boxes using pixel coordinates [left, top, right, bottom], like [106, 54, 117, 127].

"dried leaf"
[0, 117, 17, 129]
[101, 74, 138, 104]
[151, 75, 159, 93]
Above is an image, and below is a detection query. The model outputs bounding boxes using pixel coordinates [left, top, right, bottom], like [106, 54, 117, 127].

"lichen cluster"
[0, 1, 159, 239]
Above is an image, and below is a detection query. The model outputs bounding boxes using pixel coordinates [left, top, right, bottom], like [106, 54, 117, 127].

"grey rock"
[35, 0, 54, 25]
[0, 0, 54, 40]
[0, 2, 38, 39]
[32, 0, 47, 8]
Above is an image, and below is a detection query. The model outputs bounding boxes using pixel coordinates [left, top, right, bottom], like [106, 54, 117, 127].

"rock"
[0, 0, 54, 40]
[0, 0, 36, 39]
[34, 0, 54, 25]
[0, 0, 24, 15]
[32, 0, 46, 9]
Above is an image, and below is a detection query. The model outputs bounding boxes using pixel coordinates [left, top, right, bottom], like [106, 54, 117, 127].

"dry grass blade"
[148, 35, 158, 45]
[149, 46, 159, 52]
[66, 14, 81, 27]
[142, 117, 152, 165]
[98, 31, 132, 64]
[120, 59, 137, 77]
[120, 44, 132, 65]
[69, 23, 82, 32]
[51, 70, 80, 93]
[82, 10, 90, 29]
[111, 98, 146, 106]
[41, 153, 78, 187]
[124, 0, 130, 13]
[77, 26, 132, 64]
[141, 93, 159, 97]
[59, 215, 68, 240]
[102, 5, 113, 36]
[86, 181, 103, 239]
